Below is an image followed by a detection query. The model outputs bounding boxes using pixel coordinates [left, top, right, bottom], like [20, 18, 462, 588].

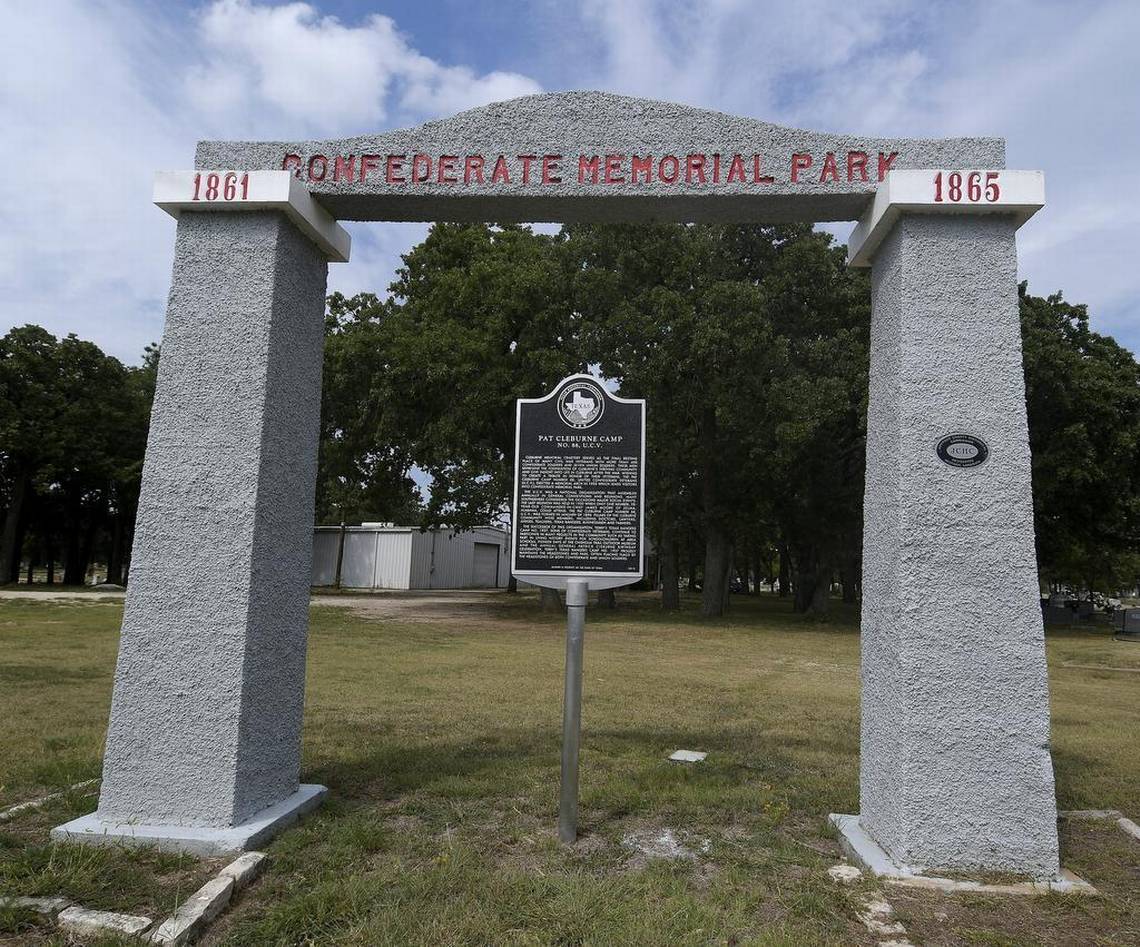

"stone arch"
[55, 92, 1059, 881]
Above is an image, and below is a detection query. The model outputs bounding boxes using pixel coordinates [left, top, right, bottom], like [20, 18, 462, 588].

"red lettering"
[282, 153, 302, 177]
[791, 153, 812, 183]
[518, 154, 536, 184]
[685, 153, 707, 184]
[753, 155, 775, 184]
[846, 151, 868, 182]
[308, 155, 328, 182]
[819, 151, 839, 184]
[359, 154, 380, 181]
[631, 155, 653, 183]
[386, 154, 406, 183]
[541, 154, 562, 184]
[726, 155, 746, 183]
[604, 154, 624, 184]
[464, 155, 485, 184]
[658, 155, 680, 183]
[491, 155, 510, 183]
[578, 155, 600, 184]
[712, 153, 721, 183]
[412, 154, 432, 183]
[437, 155, 458, 184]
[877, 151, 898, 181]
[333, 155, 356, 183]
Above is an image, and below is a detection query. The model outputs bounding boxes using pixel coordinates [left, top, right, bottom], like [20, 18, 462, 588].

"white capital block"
[154, 170, 351, 262]
[848, 169, 1044, 266]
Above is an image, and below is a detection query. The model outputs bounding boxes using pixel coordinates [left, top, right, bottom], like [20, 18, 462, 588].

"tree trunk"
[598, 588, 616, 609]
[778, 543, 790, 598]
[698, 406, 732, 618]
[795, 547, 832, 618]
[540, 586, 562, 612]
[0, 471, 30, 584]
[701, 526, 733, 618]
[63, 530, 84, 585]
[77, 516, 98, 585]
[807, 572, 831, 616]
[660, 510, 680, 610]
[62, 484, 85, 586]
[840, 554, 860, 604]
[106, 510, 126, 585]
[661, 539, 680, 611]
[792, 546, 815, 614]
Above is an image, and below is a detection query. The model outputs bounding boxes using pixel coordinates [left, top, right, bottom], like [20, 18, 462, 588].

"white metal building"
[311, 524, 510, 589]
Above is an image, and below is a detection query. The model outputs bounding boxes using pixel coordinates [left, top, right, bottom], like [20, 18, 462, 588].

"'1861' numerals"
[933, 171, 1000, 203]
[191, 172, 250, 202]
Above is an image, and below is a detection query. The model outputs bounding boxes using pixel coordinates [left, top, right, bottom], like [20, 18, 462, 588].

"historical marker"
[512, 374, 645, 845]
[512, 374, 646, 589]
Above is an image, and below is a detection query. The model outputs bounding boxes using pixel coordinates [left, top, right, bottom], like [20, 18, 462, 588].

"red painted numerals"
[191, 172, 250, 202]
[933, 171, 1000, 203]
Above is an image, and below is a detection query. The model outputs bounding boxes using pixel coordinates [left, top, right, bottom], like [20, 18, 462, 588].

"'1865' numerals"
[191, 172, 250, 201]
[934, 171, 1000, 203]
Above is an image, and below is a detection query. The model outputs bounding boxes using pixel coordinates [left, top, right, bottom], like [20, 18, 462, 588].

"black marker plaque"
[936, 432, 989, 468]
[512, 375, 645, 586]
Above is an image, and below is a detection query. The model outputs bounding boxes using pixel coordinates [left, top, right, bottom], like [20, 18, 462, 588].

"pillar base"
[51, 784, 326, 857]
[829, 814, 1093, 894]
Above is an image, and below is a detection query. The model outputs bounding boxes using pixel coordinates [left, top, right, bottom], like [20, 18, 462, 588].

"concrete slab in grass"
[58, 905, 152, 938]
[220, 851, 267, 890]
[1059, 809, 1123, 821]
[52, 784, 325, 856]
[668, 750, 707, 763]
[0, 896, 71, 917]
[830, 814, 1096, 894]
[150, 876, 233, 945]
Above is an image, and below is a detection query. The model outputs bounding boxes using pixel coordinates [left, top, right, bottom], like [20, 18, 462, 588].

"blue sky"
[3, 0, 1138, 362]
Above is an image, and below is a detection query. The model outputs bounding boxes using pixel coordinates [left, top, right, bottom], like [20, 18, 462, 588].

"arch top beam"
[196, 91, 1005, 224]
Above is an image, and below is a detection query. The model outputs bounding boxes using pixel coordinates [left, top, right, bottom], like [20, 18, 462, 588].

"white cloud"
[185, 0, 539, 136]
[0, 0, 541, 362]
[0, 1, 187, 363]
[1, 0, 1136, 360]
[569, 0, 1139, 350]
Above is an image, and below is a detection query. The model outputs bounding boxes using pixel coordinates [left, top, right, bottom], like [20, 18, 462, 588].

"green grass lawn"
[1, 592, 1138, 945]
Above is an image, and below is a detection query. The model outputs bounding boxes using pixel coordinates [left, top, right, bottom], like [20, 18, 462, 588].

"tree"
[0, 326, 155, 585]
[758, 235, 870, 615]
[305, 225, 1137, 616]
[1021, 285, 1140, 593]
[0, 326, 61, 581]
[105, 344, 159, 584]
[383, 224, 583, 531]
[568, 223, 868, 616]
[316, 293, 422, 526]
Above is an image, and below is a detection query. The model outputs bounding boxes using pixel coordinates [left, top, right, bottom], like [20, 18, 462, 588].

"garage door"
[472, 542, 500, 587]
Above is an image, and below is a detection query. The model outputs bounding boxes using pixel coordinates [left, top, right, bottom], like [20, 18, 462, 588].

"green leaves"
[1020, 286, 1140, 590]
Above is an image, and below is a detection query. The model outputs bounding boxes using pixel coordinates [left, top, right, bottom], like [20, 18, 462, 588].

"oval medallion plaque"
[936, 433, 989, 468]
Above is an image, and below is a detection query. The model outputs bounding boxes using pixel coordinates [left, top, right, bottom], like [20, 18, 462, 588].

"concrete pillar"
[54, 173, 349, 855]
[834, 170, 1060, 880]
